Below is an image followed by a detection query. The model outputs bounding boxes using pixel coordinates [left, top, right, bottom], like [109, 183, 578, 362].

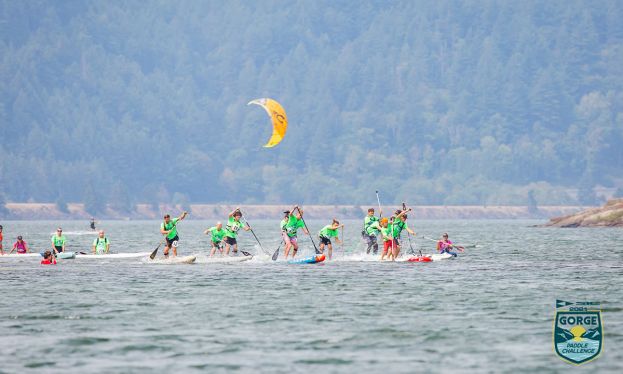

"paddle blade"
[271, 248, 279, 261]
[149, 242, 161, 260]
[241, 251, 252, 257]
[315, 247, 321, 254]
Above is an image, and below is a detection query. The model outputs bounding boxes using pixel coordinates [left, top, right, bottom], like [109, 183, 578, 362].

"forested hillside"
[1, 0, 622, 212]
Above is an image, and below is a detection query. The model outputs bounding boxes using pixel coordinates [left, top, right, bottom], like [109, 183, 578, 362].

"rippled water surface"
[1, 219, 621, 373]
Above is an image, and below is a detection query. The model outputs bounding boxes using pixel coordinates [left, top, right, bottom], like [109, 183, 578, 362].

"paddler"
[436, 233, 463, 257]
[223, 208, 250, 255]
[0, 225, 4, 255]
[9, 235, 30, 254]
[318, 219, 343, 260]
[362, 208, 381, 254]
[379, 217, 393, 260]
[90, 217, 96, 230]
[389, 208, 415, 260]
[283, 206, 308, 259]
[160, 211, 188, 257]
[51, 227, 66, 254]
[205, 222, 227, 256]
[92, 230, 110, 255]
[41, 250, 56, 265]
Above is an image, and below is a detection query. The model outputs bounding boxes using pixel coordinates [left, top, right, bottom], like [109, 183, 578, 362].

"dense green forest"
[1, 1, 622, 212]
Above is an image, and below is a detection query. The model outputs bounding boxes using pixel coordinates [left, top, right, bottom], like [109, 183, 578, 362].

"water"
[1, 219, 621, 373]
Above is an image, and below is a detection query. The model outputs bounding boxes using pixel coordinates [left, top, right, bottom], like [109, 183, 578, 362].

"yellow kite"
[247, 98, 288, 148]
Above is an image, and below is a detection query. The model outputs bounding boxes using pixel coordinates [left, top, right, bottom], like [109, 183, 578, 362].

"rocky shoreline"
[544, 199, 623, 227]
[1, 203, 586, 220]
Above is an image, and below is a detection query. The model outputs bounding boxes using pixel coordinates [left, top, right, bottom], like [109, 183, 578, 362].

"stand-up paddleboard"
[288, 254, 325, 264]
[202, 255, 252, 264]
[148, 255, 196, 264]
[407, 255, 432, 262]
[405, 253, 455, 262]
[57, 252, 76, 259]
[0, 253, 42, 258]
[76, 252, 151, 259]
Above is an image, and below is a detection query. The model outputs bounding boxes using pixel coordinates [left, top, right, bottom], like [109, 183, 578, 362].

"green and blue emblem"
[554, 300, 603, 365]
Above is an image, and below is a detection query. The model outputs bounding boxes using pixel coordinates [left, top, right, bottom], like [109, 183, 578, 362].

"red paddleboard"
[407, 256, 432, 262]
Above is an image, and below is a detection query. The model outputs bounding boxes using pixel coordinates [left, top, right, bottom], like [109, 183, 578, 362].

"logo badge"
[554, 300, 603, 365]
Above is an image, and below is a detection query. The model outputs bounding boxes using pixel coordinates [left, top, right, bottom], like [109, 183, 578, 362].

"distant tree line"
[1, 1, 622, 214]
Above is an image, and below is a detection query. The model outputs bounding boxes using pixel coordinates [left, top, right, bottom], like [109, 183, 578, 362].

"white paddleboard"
[199, 255, 252, 264]
[76, 252, 151, 259]
[427, 253, 455, 261]
[0, 253, 41, 258]
[397, 252, 456, 262]
[148, 255, 196, 264]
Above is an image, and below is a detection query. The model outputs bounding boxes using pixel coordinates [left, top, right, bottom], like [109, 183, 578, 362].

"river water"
[0, 219, 621, 373]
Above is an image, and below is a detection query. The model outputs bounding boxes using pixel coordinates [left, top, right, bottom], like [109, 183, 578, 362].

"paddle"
[340, 225, 344, 256]
[240, 215, 270, 256]
[402, 202, 417, 255]
[294, 207, 321, 254]
[149, 240, 164, 260]
[375, 190, 382, 217]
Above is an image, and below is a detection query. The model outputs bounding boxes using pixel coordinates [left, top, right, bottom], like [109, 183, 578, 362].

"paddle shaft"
[375, 190, 382, 217]
[241, 216, 270, 255]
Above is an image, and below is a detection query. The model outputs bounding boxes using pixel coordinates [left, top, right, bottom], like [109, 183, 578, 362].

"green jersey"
[364, 216, 380, 236]
[285, 215, 304, 237]
[93, 237, 109, 254]
[207, 227, 226, 243]
[380, 225, 393, 241]
[392, 219, 408, 238]
[161, 218, 180, 240]
[319, 225, 339, 238]
[280, 218, 288, 231]
[51, 235, 66, 247]
[225, 216, 243, 238]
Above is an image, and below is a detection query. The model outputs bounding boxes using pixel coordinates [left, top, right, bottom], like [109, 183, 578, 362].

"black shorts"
[224, 236, 237, 245]
[165, 235, 179, 247]
[319, 236, 331, 246]
[54, 246, 63, 253]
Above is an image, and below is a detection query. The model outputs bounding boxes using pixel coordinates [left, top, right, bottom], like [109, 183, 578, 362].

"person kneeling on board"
[318, 219, 343, 260]
[9, 236, 30, 254]
[160, 212, 188, 257]
[41, 250, 56, 265]
[51, 227, 66, 255]
[436, 233, 463, 257]
[205, 222, 227, 256]
[92, 230, 110, 255]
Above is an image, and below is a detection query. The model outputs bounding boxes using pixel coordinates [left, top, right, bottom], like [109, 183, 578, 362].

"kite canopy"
[247, 98, 288, 148]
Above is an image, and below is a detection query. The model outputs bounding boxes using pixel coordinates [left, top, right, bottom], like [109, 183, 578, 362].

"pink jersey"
[438, 239, 453, 251]
[14, 240, 27, 253]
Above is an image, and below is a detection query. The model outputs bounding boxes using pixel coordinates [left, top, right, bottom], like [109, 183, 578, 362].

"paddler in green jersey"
[223, 208, 250, 255]
[205, 221, 227, 256]
[379, 217, 394, 260]
[92, 230, 110, 254]
[283, 206, 308, 259]
[362, 208, 381, 254]
[51, 227, 66, 254]
[318, 219, 343, 260]
[160, 211, 188, 257]
[388, 208, 415, 260]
